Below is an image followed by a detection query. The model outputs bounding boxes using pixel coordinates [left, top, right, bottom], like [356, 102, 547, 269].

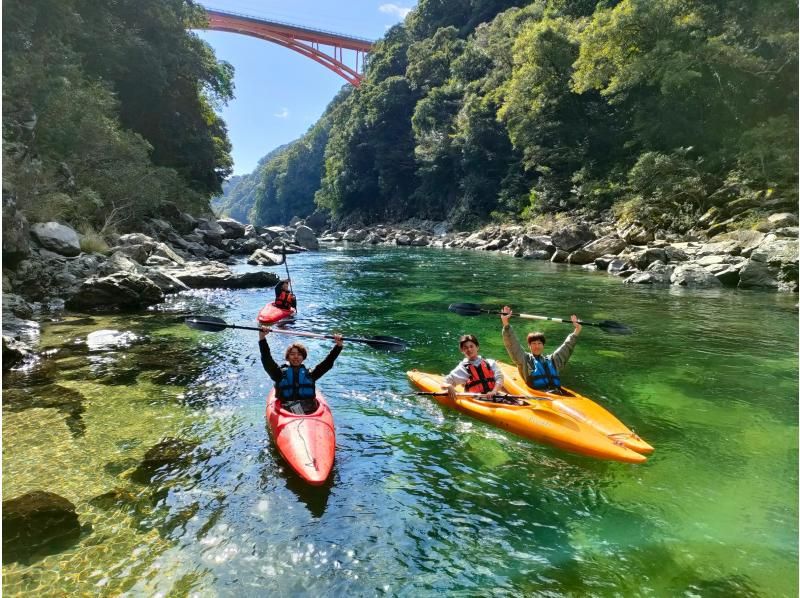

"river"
[3, 246, 798, 596]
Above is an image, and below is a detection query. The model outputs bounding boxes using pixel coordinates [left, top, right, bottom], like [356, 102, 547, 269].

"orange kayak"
[407, 370, 646, 464]
[257, 303, 296, 324]
[497, 361, 653, 455]
[266, 389, 335, 485]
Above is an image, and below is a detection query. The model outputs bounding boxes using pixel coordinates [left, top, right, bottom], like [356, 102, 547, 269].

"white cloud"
[379, 3, 412, 19]
[273, 108, 289, 119]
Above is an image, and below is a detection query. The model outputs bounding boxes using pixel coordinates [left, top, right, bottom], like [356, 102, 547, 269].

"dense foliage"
[247, 0, 797, 232]
[2, 0, 233, 232]
[216, 88, 351, 226]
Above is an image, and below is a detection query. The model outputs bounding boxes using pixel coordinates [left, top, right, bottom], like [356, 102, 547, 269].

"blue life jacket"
[277, 364, 316, 402]
[526, 354, 561, 390]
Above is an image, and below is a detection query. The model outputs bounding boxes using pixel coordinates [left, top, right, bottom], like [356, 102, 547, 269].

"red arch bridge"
[201, 8, 374, 87]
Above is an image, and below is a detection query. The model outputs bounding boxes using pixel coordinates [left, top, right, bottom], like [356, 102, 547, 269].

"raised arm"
[308, 336, 343, 380]
[258, 327, 283, 382]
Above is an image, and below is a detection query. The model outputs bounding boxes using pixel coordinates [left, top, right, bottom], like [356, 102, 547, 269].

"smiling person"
[259, 324, 343, 415]
[441, 334, 505, 401]
[500, 306, 581, 393]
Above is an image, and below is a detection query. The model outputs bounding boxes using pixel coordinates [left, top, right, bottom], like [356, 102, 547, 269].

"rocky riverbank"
[1, 200, 322, 368]
[318, 214, 798, 293]
[3, 198, 797, 369]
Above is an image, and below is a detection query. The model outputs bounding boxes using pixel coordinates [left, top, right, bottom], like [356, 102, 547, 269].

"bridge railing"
[203, 6, 375, 45]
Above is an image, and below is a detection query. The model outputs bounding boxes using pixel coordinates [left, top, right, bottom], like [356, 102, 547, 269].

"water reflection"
[259, 421, 334, 518]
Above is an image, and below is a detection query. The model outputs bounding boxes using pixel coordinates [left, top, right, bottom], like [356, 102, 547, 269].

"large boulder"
[617, 221, 655, 244]
[2, 196, 30, 267]
[165, 262, 280, 289]
[551, 224, 595, 252]
[2, 491, 81, 563]
[624, 262, 675, 285]
[342, 228, 369, 242]
[2, 335, 31, 369]
[30, 222, 81, 257]
[247, 249, 284, 266]
[66, 272, 164, 310]
[568, 235, 626, 264]
[294, 225, 319, 251]
[305, 209, 330, 232]
[216, 218, 247, 239]
[670, 264, 723, 288]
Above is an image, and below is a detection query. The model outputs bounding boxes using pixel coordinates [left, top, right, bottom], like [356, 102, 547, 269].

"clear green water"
[3, 246, 797, 596]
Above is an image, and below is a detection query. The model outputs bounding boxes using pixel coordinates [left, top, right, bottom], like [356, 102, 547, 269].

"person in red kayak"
[500, 305, 581, 393]
[258, 325, 343, 415]
[441, 334, 505, 401]
[273, 279, 297, 311]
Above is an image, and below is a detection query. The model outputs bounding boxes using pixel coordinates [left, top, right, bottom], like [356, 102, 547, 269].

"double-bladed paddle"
[414, 391, 552, 406]
[447, 303, 632, 335]
[185, 316, 408, 352]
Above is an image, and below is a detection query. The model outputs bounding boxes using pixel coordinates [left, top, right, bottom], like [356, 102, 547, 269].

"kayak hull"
[266, 389, 335, 485]
[407, 370, 645, 464]
[498, 361, 654, 455]
[258, 303, 296, 324]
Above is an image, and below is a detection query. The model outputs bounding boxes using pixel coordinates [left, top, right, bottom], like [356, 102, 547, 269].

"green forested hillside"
[212, 144, 288, 222]
[249, 0, 796, 232]
[2, 0, 234, 232]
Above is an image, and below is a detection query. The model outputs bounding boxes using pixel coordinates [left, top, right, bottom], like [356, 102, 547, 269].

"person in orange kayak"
[441, 334, 505, 401]
[273, 279, 297, 311]
[500, 306, 581, 393]
[258, 325, 343, 415]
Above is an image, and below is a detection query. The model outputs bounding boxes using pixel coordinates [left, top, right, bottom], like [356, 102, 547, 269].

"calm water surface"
[3, 246, 798, 596]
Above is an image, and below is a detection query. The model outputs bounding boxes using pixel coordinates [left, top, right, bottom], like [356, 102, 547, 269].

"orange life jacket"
[274, 290, 295, 310]
[464, 360, 496, 393]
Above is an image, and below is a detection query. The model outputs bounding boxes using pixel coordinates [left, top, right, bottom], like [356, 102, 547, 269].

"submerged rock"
[2, 491, 81, 563]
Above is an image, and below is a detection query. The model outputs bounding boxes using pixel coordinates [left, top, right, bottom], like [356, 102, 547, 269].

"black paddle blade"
[364, 335, 409, 352]
[448, 303, 489, 316]
[184, 316, 228, 332]
[596, 320, 633, 335]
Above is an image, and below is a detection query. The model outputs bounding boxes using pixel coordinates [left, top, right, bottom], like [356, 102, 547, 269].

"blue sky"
[195, 1, 417, 175]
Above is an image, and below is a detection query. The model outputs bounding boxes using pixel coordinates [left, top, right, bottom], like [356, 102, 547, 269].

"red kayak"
[257, 303, 296, 324]
[265, 389, 335, 485]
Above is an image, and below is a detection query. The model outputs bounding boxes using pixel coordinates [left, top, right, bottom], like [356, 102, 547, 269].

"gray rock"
[550, 249, 569, 263]
[766, 212, 798, 228]
[2, 491, 81, 563]
[738, 259, 779, 289]
[30, 222, 81, 257]
[140, 268, 190, 293]
[624, 263, 674, 285]
[342, 228, 368, 242]
[117, 233, 156, 246]
[2, 196, 30, 266]
[670, 265, 723, 288]
[114, 243, 153, 264]
[617, 221, 655, 244]
[217, 218, 247, 239]
[150, 242, 185, 266]
[294, 225, 319, 251]
[66, 272, 164, 311]
[2, 335, 31, 369]
[2, 294, 33, 319]
[247, 249, 284, 266]
[664, 245, 690, 262]
[551, 224, 595, 252]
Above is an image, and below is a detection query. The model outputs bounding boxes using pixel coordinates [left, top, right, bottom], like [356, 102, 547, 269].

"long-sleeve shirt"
[502, 324, 578, 382]
[259, 338, 342, 384]
[443, 356, 504, 389]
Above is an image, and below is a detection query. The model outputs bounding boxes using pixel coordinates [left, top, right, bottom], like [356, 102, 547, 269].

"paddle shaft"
[491, 308, 595, 329]
[415, 391, 551, 401]
[206, 322, 361, 344]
